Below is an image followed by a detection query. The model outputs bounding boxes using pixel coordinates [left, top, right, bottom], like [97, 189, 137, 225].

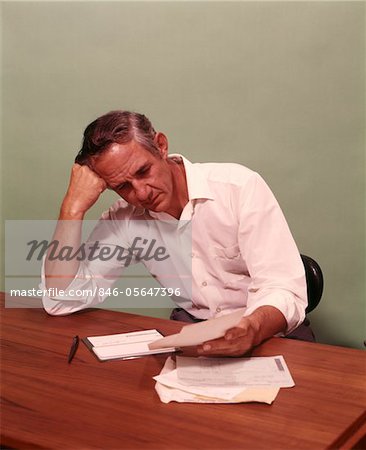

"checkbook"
[83, 329, 176, 361]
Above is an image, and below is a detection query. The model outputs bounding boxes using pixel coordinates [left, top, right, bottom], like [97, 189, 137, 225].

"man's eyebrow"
[107, 180, 128, 190]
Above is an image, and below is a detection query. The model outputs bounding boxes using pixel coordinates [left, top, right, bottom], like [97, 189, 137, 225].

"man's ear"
[154, 132, 168, 158]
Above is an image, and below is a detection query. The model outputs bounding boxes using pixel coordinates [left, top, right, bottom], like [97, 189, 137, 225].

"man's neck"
[167, 158, 189, 219]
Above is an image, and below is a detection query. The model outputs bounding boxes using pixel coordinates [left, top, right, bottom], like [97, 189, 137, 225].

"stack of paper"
[149, 310, 295, 404]
[153, 355, 294, 404]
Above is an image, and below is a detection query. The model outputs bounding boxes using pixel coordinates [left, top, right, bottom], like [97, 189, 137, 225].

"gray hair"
[75, 110, 159, 165]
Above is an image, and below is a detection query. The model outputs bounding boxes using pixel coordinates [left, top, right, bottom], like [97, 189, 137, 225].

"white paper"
[86, 329, 176, 361]
[154, 365, 247, 400]
[148, 309, 245, 349]
[176, 355, 295, 387]
[153, 357, 280, 404]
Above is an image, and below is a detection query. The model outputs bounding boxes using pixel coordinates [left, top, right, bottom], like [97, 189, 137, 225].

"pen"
[68, 335, 79, 364]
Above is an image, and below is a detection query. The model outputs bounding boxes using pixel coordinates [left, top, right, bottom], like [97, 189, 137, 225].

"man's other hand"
[195, 316, 259, 357]
[195, 306, 287, 357]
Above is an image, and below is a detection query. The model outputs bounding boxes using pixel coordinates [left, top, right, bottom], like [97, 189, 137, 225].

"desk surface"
[1, 293, 366, 450]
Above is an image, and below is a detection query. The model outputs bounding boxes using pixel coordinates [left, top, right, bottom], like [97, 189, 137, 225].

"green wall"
[1, 1, 365, 349]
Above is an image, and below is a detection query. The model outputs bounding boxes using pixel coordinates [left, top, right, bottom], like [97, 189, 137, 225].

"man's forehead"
[101, 141, 156, 164]
[92, 140, 158, 179]
[107, 140, 145, 156]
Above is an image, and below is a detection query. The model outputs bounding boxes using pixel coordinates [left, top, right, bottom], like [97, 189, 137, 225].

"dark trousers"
[170, 308, 315, 343]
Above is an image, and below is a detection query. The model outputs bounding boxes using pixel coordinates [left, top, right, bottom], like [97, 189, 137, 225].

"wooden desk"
[1, 293, 365, 449]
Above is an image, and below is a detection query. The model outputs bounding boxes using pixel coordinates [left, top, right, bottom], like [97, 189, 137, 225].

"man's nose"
[133, 181, 150, 202]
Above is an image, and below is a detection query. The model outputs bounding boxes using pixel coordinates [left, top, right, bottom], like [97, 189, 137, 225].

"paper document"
[149, 309, 245, 349]
[153, 357, 281, 404]
[84, 329, 176, 361]
[154, 362, 248, 399]
[176, 355, 295, 387]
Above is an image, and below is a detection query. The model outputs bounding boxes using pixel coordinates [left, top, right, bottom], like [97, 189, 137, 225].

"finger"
[225, 325, 249, 341]
[180, 346, 200, 357]
[197, 337, 247, 357]
[199, 336, 226, 352]
[198, 344, 250, 357]
[226, 315, 255, 339]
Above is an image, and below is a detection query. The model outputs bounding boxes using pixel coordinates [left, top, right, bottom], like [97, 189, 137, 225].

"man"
[42, 110, 309, 356]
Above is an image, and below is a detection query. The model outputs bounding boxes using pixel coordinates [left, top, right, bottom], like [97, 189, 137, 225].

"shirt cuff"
[244, 289, 306, 334]
[40, 257, 94, 315]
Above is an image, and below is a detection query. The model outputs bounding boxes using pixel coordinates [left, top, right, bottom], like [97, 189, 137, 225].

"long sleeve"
[237, 173, 307, 333]
[41, 203, 136, 315]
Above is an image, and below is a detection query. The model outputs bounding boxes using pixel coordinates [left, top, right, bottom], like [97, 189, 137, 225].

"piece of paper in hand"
[148, 309, 245, 350]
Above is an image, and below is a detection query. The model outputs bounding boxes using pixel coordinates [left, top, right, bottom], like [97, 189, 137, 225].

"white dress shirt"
[42, 155, 307, 333]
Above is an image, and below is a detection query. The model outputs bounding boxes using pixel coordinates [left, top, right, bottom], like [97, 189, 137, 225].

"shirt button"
[202, 281, 207, 287]
[216, 307, 221, 313]
[190, 253, 195, 258]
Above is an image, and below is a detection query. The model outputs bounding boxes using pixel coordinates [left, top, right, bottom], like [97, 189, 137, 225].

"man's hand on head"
[60, 163, 107, 220]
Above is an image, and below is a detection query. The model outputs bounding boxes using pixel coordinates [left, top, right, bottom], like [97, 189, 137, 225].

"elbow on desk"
[42, 297, 77, 316]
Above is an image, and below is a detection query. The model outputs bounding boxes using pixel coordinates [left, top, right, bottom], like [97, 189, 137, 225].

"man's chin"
[147, 203, 164, 213]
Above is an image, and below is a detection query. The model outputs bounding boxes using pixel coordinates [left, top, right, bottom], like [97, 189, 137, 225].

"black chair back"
[301, 254, 324, 314]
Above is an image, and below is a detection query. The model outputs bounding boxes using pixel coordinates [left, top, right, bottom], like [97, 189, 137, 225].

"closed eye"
[136, 165, 151, 177]
[113, 165, 151, 191]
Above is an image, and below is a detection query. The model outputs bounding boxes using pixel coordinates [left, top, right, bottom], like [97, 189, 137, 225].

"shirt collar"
[169, 153, 214, 202]
[120, 154, 214, 221]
